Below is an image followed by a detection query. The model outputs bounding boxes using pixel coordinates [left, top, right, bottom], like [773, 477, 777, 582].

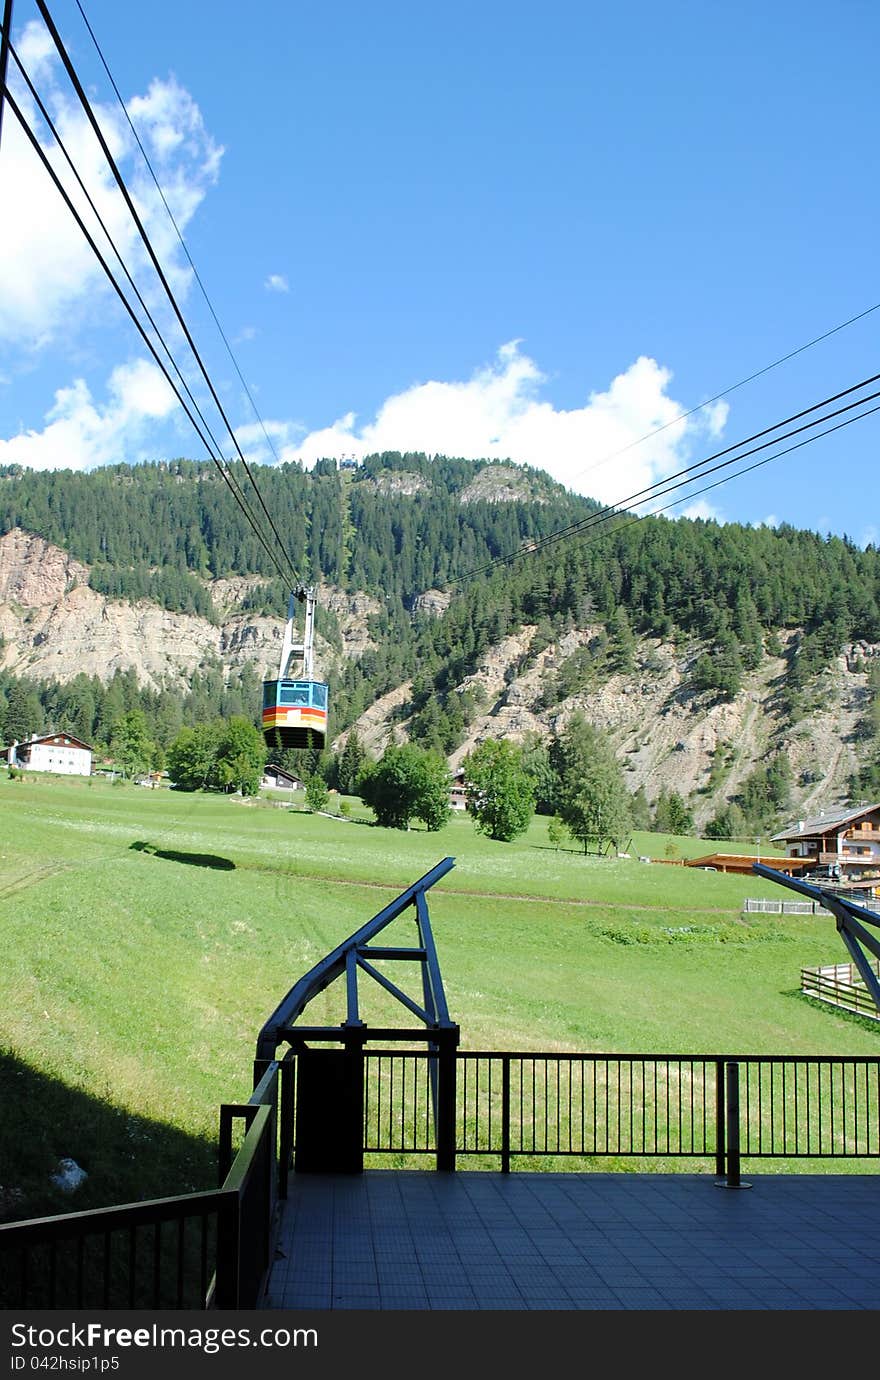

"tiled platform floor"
[263, 1170, 880, 1311]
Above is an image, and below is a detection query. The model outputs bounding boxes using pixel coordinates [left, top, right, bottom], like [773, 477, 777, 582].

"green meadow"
[1, 773, 877, 1217]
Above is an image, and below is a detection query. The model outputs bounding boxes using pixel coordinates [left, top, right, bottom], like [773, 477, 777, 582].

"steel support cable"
[568, 302, 880, 492]
[506, 370, 880, 558]
[463, 400, 880, 599]
[451, 373, 880, 585]
[577, 399, 880, 554]
[73, 0, 286, 475]
[3, 82, 293, 588]
[8, 41, 236, 481]
[34, 0, 303, 592]
[486, 382, 880, 575]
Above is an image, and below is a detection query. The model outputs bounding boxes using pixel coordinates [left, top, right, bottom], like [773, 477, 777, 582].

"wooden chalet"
[771, 802, 880, 884]
[684, 852, 812, 876]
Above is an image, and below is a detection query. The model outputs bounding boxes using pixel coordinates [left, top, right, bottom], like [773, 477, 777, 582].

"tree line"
[2, 452, 879, 834]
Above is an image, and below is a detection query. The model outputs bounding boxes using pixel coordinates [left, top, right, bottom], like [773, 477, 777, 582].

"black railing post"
[716, 1060, 751, 1189]
[218, 1105, 234, 1186]
[501, 1055, 511, 1174]
[714, 1059, 726, 1177]
[726, 1061, 741, 1186]
[279, 1054, 295, 1199]
[214, 1191, 240, 1308]
[435, 1031, 458, 1171]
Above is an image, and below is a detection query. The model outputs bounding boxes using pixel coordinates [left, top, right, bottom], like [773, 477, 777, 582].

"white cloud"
[0, 29, 222, 349]
[265, 274, 289, 294]
[679, 498, 722, 522]
[242, 342, 728, 507]
[0, 360, 177, 471]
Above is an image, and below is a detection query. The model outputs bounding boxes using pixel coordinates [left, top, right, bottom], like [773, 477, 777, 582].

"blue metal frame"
[255, 857, 458, 1061]
[753, 862, 880, 1015]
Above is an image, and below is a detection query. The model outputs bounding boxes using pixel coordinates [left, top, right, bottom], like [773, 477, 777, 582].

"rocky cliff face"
[0, 530, 366, 689]
[342, 622, 875, 828]
[1, 528, 874, 823]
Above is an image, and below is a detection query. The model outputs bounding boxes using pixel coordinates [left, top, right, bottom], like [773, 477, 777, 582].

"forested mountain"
[0, 453, 595, 609]
[1, 451, 879, 831]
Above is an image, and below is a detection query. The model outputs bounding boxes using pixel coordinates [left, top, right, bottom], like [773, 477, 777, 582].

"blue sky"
[0, 0, 878, 545]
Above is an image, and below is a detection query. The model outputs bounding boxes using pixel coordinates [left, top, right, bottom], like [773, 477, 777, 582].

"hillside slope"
[344, 617, 875, 828]
[2, 467, 878, 829]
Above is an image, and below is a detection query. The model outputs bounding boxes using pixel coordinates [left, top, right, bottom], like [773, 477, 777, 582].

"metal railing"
[0, 1060, 290, 1310]
[0, 1192, 221, 1310]
[352, 1050, 880, 1179]
[5, 1048, 879, 1307]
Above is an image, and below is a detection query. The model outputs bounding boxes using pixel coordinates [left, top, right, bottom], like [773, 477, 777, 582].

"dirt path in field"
[269, 866, 755, 915]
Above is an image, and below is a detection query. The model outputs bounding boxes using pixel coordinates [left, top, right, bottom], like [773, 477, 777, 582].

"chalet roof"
[11, 731, 94, 753]
[264, 764, 303, 786]
[771, 802, 880, 842]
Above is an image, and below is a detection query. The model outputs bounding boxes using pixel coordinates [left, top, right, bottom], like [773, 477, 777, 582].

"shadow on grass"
[0, 1052, 217, 1225]
[130, 841, 235, 870]
[784, 987, 880, 1030]
[0, 1052, 219, 1308]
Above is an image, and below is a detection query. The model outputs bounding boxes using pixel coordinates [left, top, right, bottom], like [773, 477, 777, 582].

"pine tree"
[551, 713, 631, 854]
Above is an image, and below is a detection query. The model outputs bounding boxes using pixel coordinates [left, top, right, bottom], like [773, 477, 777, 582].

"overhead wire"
[451, 397, 880, 601]
[450, 372, 880, 585]
[8, 42, 237, 476]
[2, 73, 294, 588]
[22, 0, 303, 592]
[72, 0, 288, 473]
[567, 299, 880, 492]
[567, 399, 880, 555]
[33, 0, 302, 591]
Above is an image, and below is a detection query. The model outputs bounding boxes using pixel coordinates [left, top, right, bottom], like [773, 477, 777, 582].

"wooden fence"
[801, 962, 880, 1022]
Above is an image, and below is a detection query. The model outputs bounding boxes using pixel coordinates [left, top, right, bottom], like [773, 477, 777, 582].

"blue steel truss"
[255, 856, 459, 1061]
[753, 862, 880, 1016]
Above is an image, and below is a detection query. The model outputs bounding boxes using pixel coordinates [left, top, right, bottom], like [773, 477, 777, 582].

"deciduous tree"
[462, 738, 535, 842]
[358, 744, 450, 831]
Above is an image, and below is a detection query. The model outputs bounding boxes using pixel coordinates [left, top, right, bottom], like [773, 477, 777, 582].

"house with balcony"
[4, 732, 93, 777]
[771, 802, 880, 888]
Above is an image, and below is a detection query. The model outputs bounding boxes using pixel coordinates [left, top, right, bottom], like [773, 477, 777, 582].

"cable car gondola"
[262, 587, 329, 752]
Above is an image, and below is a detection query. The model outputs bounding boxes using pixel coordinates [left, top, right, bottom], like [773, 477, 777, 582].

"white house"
[449, 767, 468, 811]
[6, 732, 93, 777]
[261, 764, 304, 792]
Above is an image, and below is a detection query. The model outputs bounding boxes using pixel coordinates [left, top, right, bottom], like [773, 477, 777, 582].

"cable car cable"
[508, 377, 880, 564]
[7, 42, 238, 481]
[33, 0, 303, 593]
[450, 371, 880, 585]
[567, 299, 880, 492]
[463, 399, 880, 598]
[2, 78, 294, 589]
[72, 0, 289, 478]
[562, 398, 880, 554]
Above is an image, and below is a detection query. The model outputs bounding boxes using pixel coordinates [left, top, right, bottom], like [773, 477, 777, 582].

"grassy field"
[2, 772, 878, 1217]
